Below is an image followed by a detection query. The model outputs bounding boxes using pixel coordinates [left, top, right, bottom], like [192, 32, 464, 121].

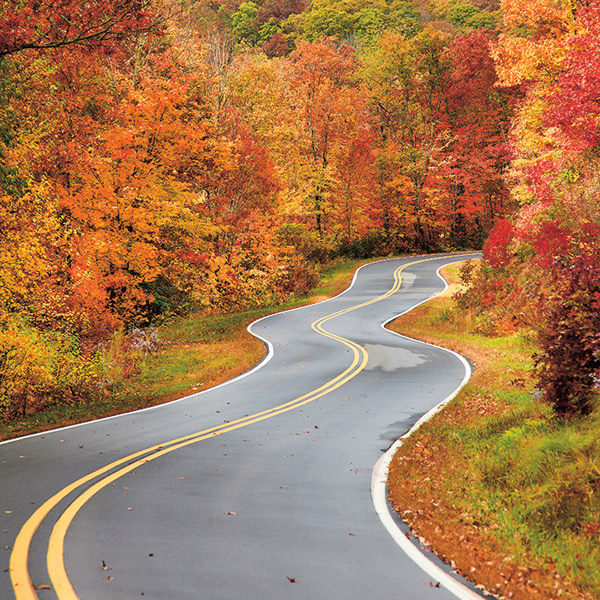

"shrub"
[0, 325, 53, 418]
[0, 323, 102, 419]
[535, 224, 600, 417]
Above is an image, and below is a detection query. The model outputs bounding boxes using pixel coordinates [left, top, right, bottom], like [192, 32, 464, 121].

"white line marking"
[372, 255, 486, 600]
[0, 255, 417, 447]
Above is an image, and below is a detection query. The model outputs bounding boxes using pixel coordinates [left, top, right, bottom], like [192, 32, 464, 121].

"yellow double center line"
[10, 257, 435, 600]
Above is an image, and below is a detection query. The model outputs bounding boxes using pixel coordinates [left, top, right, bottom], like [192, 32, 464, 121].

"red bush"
[535, 224, 600, 417]
[482, 218, 514, 269]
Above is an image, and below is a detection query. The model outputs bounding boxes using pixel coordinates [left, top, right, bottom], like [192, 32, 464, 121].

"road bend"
[1, 253, 481, 600]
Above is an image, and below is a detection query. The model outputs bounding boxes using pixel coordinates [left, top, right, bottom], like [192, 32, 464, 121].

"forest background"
[1, 0, 599, 436]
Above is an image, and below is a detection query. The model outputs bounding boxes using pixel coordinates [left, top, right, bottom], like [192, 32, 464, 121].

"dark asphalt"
[1, 253, 481, 600]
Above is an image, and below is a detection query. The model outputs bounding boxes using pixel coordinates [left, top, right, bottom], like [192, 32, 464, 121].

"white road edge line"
[371, 257, 486, 600]
[0, 255, 405, 447]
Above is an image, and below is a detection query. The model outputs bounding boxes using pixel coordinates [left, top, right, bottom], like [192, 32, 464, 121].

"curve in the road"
[370, 262, 484, 600]
[10, 255, 448, 600]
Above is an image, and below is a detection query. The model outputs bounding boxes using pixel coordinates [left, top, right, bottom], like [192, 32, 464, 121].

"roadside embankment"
[386, 262, 600, 600]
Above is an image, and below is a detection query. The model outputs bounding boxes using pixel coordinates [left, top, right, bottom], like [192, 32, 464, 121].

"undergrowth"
[0, 258, 370, 441]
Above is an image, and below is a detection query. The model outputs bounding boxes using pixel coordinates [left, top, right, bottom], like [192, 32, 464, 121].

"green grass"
[387, 261, 600, 600]
[0, 257, 373, 441]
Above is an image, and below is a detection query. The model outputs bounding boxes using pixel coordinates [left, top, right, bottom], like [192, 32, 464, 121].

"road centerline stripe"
[10, 255, 443, 600]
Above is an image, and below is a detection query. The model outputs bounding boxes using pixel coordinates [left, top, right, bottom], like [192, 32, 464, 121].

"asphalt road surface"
[1, 253, 482, 600]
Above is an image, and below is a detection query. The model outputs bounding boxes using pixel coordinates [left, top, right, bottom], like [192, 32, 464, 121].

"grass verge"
[0, 258, 371, 442]
[387, 262, 600, 600]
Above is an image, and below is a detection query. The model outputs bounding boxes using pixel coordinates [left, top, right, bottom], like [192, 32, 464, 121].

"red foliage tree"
[0, 0, 161, 56]
[262, 33, 289, 57]
[443, 29, 514, 245]
[546, 2, 600, 154]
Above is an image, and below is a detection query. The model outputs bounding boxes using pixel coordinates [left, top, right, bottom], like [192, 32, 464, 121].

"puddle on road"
[380, 417, 423, 442]
[364, 344, 427, 371]
[400, 272, 416, 288]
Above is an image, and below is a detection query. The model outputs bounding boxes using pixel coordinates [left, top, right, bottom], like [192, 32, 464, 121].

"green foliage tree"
[298, 0, 422, 43]
[387, 1, 423, 38]
[446, 2, 480, 27]
[231, 1, 260, 44]
[465, 10, 498, 28]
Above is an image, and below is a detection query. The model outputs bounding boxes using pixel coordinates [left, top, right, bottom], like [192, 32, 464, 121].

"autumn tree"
[364, 28, 453, 248]
[331, 127, 379, 244]
[0, 0, 164, 56]
[297, 0, 422, 43]
[286, 39, 370, 239]
[461, 0, 600, 416]
[0, 41, 119, 337]
[442, 29, 514, 246]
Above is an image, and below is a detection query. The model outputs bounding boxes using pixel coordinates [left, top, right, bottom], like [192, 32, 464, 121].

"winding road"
[1, 253, 482, 600]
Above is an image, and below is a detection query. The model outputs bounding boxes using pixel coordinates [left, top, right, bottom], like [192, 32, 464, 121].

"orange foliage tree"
[287, 39, 371, 239]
